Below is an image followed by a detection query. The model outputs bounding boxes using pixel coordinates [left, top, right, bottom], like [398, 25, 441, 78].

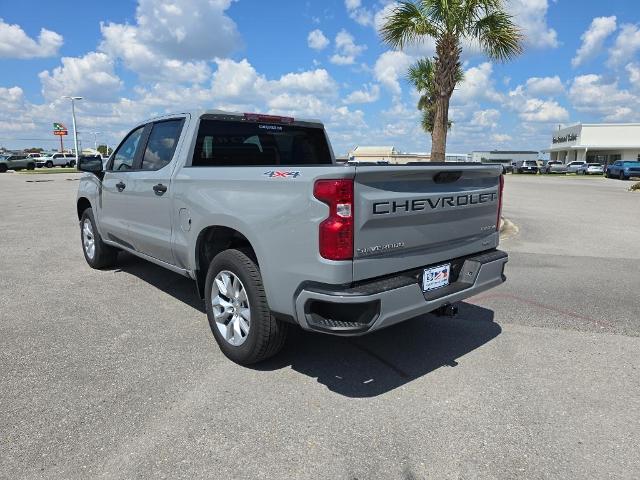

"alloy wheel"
[211, 270, 251, 346]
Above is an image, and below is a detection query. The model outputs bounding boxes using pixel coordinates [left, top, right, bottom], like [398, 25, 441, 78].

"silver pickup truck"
[76, 110, 508, 364]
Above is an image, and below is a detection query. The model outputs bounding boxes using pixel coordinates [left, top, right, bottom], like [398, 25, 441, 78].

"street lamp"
[62, 96, 83, 163]
[90, 131, 101, 151]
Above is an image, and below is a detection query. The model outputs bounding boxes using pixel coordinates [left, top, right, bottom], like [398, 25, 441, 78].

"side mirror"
[78, 155, 103, 174]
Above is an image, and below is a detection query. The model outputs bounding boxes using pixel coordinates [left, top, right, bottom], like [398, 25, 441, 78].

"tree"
[97, 144, 113, 156]
[407, 58, 463, 134]
[381, 0, 522, 161]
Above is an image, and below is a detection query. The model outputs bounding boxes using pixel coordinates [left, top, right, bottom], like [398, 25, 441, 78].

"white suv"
[39, 153, 77, 168]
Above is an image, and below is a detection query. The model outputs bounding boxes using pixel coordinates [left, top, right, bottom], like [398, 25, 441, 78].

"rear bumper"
[294, 249, 508, 335]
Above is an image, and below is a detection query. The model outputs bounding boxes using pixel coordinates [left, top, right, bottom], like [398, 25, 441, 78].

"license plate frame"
[422, 264, 451, 292]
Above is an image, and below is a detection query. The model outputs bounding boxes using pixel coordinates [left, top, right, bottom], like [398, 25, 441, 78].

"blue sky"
[1, 0, 639, 155]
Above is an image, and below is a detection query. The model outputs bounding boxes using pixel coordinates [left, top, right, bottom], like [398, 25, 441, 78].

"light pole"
[62, 96, 83, 163]
[90, 131, 101, 151]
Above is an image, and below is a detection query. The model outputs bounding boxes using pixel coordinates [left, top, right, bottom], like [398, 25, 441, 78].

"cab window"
[111, 127, 144, 171]
[140, 119, 184, 171]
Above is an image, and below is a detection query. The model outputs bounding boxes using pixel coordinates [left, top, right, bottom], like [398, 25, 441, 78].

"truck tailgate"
[352, 164, 502, 281]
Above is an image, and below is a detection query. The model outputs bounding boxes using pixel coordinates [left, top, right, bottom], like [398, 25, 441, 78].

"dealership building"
[545, 123, 640, 166]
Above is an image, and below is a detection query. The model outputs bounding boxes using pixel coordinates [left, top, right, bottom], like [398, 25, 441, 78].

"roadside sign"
[53, 122, 68, 136]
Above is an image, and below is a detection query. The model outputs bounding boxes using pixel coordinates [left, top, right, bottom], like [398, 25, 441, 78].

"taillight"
[496, 174, 504, 232]
[313, 179, 354, 260]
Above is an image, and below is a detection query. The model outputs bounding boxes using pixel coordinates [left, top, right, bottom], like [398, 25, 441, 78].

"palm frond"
[472, 11, 522, 61]
[380, 1, 439, 49]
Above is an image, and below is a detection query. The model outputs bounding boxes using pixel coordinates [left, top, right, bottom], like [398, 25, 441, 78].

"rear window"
[588, 163, 602, 167]
[192, 119, 332, 167]
[523, 161, 537, 166]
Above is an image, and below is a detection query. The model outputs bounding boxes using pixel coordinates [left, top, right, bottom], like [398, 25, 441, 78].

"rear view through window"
[192, 119, 332, 167]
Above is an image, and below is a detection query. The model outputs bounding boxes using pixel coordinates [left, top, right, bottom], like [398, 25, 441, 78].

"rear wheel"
[27, 162, 35, 170]
[80, 208, 118, 269]
[0, 164, 7, 173]
[205, 249, 287, 365]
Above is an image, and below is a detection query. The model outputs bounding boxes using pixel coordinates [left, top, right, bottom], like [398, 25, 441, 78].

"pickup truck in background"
[76, 110, 508, 364]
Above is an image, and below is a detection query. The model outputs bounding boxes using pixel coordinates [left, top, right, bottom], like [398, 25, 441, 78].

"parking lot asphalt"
[1, 172, 639, 479]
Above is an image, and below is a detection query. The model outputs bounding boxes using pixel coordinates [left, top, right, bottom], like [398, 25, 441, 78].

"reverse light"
[314, 179, 354, 261]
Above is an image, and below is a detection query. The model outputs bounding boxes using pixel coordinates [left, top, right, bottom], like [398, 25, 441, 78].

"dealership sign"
[53, 122, 68, 136]
[552, 133, 577, 144]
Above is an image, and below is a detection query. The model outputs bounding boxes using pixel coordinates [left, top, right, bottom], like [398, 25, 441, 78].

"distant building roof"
[351, 146, 398, 155]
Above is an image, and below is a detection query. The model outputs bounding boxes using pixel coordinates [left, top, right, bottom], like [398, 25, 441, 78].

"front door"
[124, 118, 186, 264]
[100, 125, 146, 247]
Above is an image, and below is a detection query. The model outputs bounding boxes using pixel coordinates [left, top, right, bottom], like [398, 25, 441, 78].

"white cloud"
[492, 134, 512, 143]
[507, 84, 569, 123]
[568, 74, 639, 121]
[99, 0, 240, 81]
[525, 76, 564, 96]
[344, 84, 381, 104]
[508, 0, 558, 49]
[608, 24, 640, 67]
[274, 69, 338, 94]
[330, 29, 367, 65]
[572, 16, 617, 67]
[0, 18, 62, 59]
[38, 52, 123, 102]
[345, 0, 374, 26]
[471, 109, 500, 128]
[374, 50, 413, 95]
[518, 98, 569, 123]
[307, 29, 329, 50]
[453, 63, 502, 104]
[627, 63, 640, 89]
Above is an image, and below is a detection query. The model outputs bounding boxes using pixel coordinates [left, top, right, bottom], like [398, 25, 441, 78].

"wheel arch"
[194, 225, 258, 299]
[77, 197, 92, 220]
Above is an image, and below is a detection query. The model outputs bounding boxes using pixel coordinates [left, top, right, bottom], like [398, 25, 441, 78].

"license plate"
[423, 264, 450, 292]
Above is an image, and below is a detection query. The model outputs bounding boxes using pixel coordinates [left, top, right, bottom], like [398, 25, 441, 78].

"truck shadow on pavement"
[115, 253, 501, 398]
[257, 303, 501, 397]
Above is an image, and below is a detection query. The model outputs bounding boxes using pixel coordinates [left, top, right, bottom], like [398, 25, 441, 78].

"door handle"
[116, 181, 126, 192]
[153, 183, 168, 196]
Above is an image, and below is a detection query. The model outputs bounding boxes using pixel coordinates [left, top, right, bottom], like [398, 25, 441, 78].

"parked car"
[605, 160, 640, 180]
[76, 110, 508, 365]
[585, 163, 604, 175]
[0, 154, 36, 172]
[27, 152, 43, 158]
[39, 152, 77, 168]
[544, 161, 567, 174]
[566, 161, 588, 174]
[515, 160, 539, 174]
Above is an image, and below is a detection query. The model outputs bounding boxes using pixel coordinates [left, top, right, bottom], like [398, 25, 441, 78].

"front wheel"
[619, 171, 626, 180]
[205, 249, 287, 365]
[80, 208, 118, 269]
[27, 162, 35, 170]
[45, 161, 53, 168]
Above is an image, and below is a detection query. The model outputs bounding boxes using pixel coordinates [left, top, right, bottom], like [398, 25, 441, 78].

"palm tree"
[407, 58, 463, 134]
[381, 0, 522, 161]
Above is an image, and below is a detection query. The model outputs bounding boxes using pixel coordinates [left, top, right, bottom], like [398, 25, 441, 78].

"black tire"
[27, 162, 35, 170]
[45, 160, 53, 168]
[69, 160, 76, 168]
[205, 249, 287, 365]
[619, 171, 626, 180]
[79, 208, 118, 269]
[0, 164, 7, 173]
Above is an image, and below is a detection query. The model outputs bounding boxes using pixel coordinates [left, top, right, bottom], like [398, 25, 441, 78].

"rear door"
[124, 117, 187, 264]
[352, 164, 502, 281]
